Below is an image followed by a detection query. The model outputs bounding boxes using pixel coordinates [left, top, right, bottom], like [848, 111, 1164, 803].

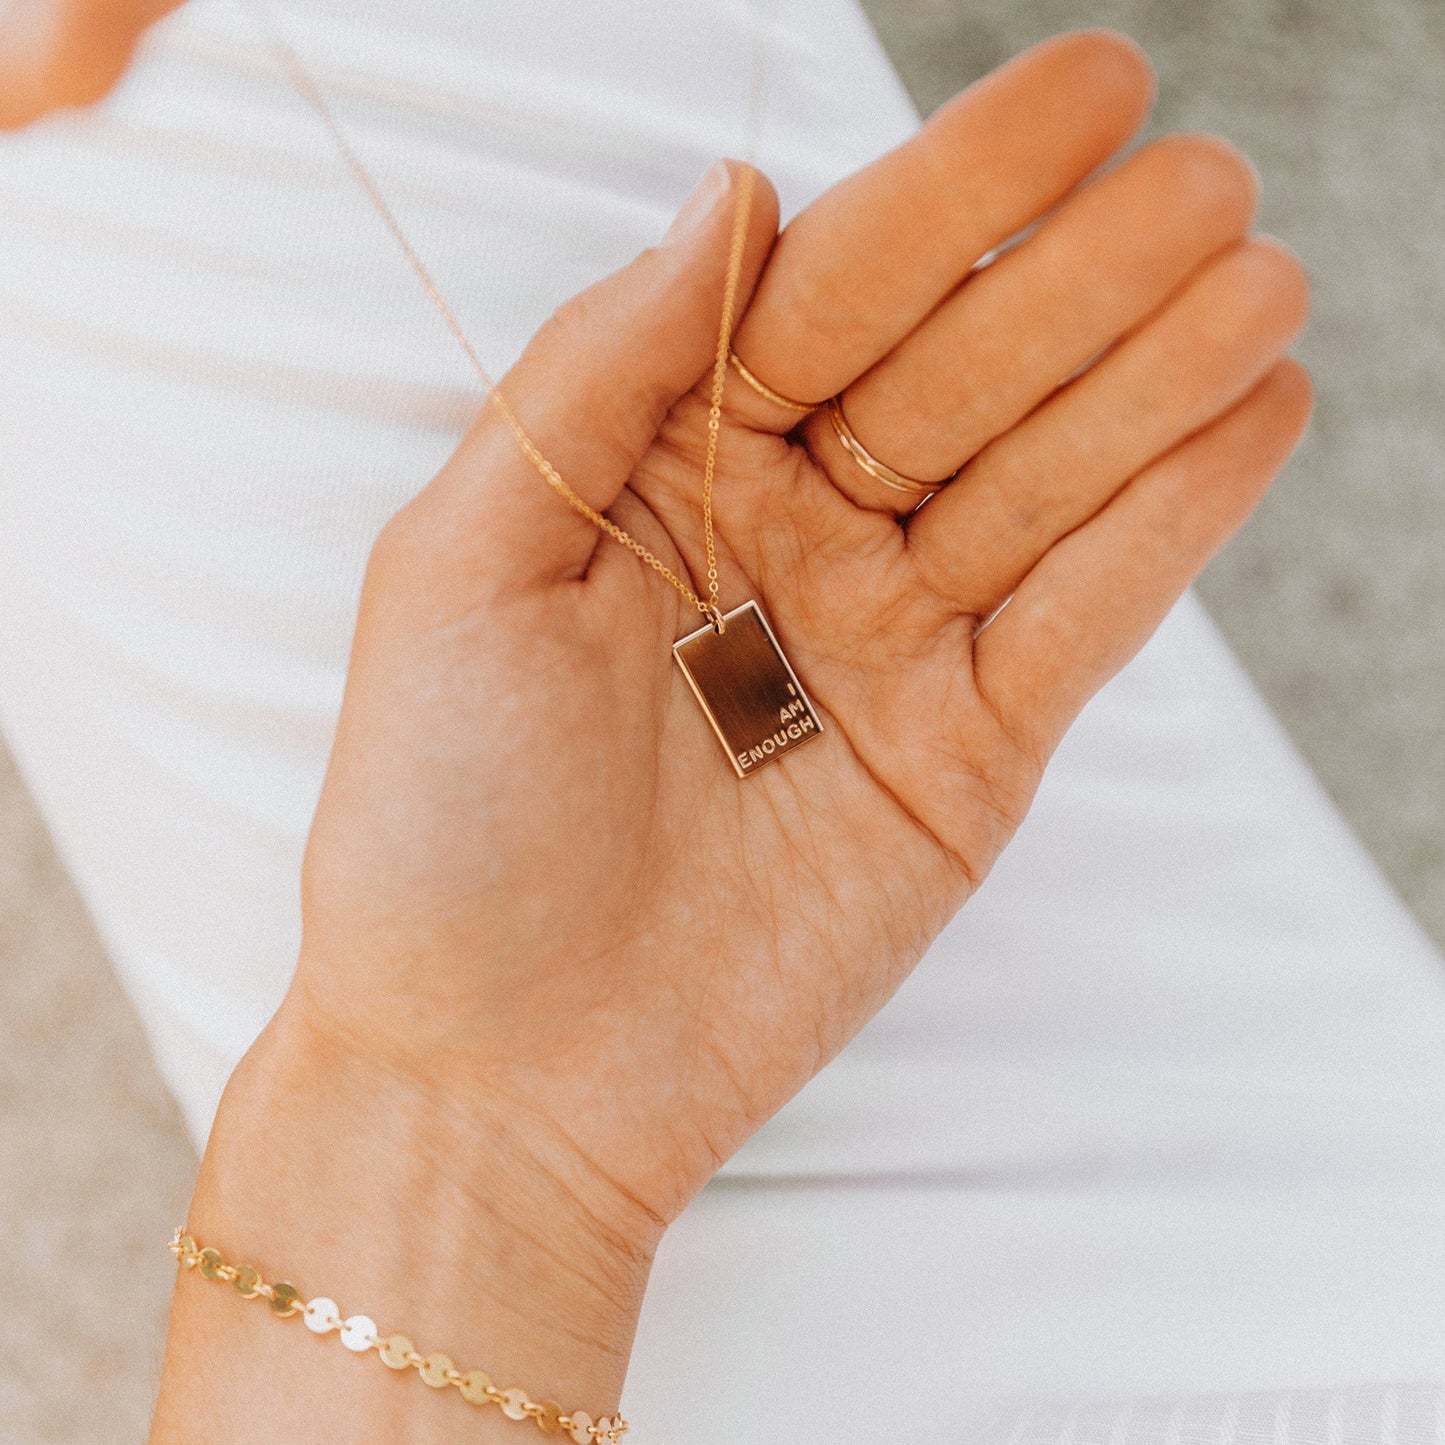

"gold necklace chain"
[246, 1, 767, 632]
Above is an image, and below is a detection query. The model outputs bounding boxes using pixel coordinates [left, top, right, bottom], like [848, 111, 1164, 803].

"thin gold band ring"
[826, 396, 954, 498]
[727, 350, 816, 414]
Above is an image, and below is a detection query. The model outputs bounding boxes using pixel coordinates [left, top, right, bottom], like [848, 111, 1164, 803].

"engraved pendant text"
[672, 600, 824, 778]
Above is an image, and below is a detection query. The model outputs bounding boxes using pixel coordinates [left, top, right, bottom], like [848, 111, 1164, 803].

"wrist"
[156, 995, 658, 1442]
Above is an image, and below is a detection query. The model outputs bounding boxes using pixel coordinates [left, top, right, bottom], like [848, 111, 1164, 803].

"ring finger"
[807, 131, 1261, 514]
[907, 235, 1310, 620]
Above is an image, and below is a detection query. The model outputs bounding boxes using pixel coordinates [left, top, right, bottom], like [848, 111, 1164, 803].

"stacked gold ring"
[826, 396, 954, 499]
[727, 349, 816, 414]
[727, 350, 956, 502]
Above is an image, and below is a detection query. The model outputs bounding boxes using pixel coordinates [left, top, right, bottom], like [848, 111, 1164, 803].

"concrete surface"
[1, 1, 1441, 1439]
[0, 745, 193, 1444]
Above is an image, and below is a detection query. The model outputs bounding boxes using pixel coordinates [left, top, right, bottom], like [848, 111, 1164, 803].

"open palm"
[291, 33, 1310, 1254]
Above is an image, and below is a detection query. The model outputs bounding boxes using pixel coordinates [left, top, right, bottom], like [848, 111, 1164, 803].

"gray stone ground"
[1, 1, 1440, 1440]
[0, 749, 194, 1443]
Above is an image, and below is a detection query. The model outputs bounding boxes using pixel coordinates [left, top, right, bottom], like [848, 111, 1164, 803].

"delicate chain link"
[244, 0, 767, 632]
[701, 164, 757, 628]
[170, 1229, 627, 1442]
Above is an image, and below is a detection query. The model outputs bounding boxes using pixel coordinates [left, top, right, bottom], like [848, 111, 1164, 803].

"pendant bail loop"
[706, 602, 727, 635]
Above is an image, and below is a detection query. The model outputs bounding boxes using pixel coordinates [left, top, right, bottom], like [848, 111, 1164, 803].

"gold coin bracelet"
[169, 1230, 628, 1442]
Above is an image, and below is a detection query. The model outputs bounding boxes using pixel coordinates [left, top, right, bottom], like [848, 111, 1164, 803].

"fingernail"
[663, 160, 731, 243]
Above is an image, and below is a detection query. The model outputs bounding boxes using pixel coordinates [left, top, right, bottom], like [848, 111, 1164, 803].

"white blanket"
[0, 0, 1441, 1437]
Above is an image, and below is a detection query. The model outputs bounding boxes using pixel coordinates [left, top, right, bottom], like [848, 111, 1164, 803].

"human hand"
[284, 29, 1309, 1265]
[0, 0, 184, 127]
[152, 33, 1316, 1440]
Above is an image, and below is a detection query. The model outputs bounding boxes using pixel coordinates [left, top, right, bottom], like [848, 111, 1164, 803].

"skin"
[1, 10, 1313, 1441]
[0, 0, 184, 125]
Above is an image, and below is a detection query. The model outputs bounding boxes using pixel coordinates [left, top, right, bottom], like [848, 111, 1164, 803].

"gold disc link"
[169, 1229, 629, 1440]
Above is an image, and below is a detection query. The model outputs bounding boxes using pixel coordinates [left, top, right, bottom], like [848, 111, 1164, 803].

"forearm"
[150, 998, 656, 1444]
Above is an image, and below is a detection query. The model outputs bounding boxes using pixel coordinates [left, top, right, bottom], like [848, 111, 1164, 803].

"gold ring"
[728, 350, 816, 414]
[826, 396, 954, 498]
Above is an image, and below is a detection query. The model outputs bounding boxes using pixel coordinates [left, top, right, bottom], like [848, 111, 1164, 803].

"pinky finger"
[974, 357, 1314, 760]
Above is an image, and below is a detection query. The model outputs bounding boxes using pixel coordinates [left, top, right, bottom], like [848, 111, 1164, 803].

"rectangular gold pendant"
[672, 600, 824, 778]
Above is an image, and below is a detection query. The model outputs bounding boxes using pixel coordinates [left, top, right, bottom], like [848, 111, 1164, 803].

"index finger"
[728, 29, 1155, 425]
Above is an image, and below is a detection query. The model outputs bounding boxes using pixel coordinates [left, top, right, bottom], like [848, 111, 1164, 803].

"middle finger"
[809, 132, 1261, 513]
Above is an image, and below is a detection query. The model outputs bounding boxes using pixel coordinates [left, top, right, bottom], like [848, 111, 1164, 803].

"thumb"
[409, 159, 779, 594]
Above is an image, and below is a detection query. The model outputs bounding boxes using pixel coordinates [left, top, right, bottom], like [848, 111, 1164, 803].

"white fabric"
[973, 1384, 1445, 1445]
[1, 0, 1443, 1439]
